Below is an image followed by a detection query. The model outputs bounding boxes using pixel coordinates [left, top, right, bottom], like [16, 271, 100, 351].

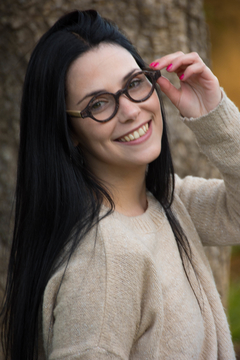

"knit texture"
[40, 91, 240, 359]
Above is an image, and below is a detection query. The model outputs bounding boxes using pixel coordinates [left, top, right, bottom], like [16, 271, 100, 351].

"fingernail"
[149, 62, 156, 67]
[166, 64, 173, 71]
[150, 62, 159, 68]
[180, 74, 184, 80]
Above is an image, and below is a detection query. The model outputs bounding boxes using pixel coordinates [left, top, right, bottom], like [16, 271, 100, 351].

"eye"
[90, 97, 111, 114]
[92, 100, 106, 109]
[128, 78, 142, 90]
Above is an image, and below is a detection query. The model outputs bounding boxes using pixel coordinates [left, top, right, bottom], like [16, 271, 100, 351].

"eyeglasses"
[66, 69, 161, 123]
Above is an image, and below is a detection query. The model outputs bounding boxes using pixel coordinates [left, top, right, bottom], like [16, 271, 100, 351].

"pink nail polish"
[180, 74, 184, 80]
[149, 62, 156, 67]
[166, 64, 173, 71]
[153, 62, 159, 67]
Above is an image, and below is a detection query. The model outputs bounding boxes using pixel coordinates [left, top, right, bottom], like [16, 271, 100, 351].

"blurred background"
[0, 0, 239, 358]
[205, 0, 240, 109]
[205, 0, 240, 356]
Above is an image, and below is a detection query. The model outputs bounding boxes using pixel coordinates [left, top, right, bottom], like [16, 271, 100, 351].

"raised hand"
[150, 52, 222, 118]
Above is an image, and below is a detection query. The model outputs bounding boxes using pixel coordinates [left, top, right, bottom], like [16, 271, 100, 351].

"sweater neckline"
[101, 192, 167, 234]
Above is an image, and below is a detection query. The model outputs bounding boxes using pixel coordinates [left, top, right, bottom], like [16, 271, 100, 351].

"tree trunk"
[0, 0, 231, 357]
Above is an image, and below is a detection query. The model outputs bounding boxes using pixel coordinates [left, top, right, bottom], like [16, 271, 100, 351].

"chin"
[133, 146, 161, 166]
[145, 145, 162, 164]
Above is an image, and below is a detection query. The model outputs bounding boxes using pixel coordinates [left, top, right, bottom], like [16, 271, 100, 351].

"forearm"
[176, 90, 240, 246]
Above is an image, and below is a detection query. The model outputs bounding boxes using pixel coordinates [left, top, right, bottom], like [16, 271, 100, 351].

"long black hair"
[1, 10, 194, 360]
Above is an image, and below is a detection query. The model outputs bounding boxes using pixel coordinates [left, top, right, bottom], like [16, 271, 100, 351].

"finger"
[149, 51, 184, 70]
[150, 52, 205, 77]
[177, 61, 205, 81]
[157, 76, 181, 108]
[178, 62, 218, 89]
[165, 52, 204, 74]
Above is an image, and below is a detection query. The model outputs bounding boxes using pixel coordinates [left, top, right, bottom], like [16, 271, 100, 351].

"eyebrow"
[76, 68, 139, 105]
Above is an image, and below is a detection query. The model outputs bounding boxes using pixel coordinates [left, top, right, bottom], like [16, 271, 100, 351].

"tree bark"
[0, 0, 231, 357]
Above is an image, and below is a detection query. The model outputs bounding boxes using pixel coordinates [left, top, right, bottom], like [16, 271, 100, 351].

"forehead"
[66, 44, 140, 98]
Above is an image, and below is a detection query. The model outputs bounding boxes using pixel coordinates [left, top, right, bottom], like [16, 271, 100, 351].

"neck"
[95, 165, 148, 217]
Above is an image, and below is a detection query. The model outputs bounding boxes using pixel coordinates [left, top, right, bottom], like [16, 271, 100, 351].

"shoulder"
[41, 215, 163, 357]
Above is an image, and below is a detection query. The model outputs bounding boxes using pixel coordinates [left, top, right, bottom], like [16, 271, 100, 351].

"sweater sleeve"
[175, 90, 240, 246]
[42, 224, 162, 359]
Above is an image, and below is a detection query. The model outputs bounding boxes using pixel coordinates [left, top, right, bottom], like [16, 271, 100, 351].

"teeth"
[120, 123, 149, 142]
[133, 131, 140, 139]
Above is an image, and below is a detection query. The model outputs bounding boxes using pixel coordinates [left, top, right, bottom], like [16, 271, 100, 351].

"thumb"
[157, 76, 181, 109]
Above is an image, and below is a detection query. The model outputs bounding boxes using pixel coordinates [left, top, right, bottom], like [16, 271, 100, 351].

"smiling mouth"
[117, 122, 150, 142]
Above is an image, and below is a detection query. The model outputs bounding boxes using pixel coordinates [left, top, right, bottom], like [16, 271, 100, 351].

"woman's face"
[66, 43, 163, 178]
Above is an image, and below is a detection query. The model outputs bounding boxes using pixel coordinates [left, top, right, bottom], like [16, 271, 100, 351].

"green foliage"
[228, 247, 240, 346]
[231, 246, 240, 256]
[229, 280, 240, 343]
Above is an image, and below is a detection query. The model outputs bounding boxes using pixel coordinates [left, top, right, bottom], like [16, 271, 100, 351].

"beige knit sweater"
[40, 91, 240, 359]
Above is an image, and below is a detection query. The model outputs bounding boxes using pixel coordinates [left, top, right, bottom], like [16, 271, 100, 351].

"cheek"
[149, 93, 163, 128]
[152, 92, 162, 114]
[69, 118, 115, 149]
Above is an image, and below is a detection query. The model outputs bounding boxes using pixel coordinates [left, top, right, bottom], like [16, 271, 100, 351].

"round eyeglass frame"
[66, 69, 161, 123]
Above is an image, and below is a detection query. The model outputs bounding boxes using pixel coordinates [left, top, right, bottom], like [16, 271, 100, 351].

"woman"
[1, 9, 239, 360]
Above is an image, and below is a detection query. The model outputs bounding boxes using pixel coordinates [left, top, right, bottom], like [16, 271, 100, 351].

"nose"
[117, 95, 141, 123]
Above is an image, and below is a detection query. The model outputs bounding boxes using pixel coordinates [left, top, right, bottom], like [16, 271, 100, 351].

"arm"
[150, 53, 240, 246]
[175, 92, 240, 245]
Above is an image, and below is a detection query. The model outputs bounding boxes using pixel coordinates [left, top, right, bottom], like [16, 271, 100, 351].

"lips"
[116, 122, 150, 142]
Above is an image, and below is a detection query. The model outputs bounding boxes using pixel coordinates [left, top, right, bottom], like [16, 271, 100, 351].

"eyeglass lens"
[88, 72, 154, 121]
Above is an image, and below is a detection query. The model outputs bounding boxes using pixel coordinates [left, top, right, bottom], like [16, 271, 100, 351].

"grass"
[229, 246, 240, 357]
[229, 281, 240, 342]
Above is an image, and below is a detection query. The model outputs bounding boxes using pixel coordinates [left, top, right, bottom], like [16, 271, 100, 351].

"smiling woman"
[66, 44, 163, 188]
[1, 9, 240, 360]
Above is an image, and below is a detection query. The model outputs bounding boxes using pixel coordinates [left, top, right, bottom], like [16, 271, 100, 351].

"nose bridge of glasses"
[114, 86, 131, 104]
[117, 87, 147, 119]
